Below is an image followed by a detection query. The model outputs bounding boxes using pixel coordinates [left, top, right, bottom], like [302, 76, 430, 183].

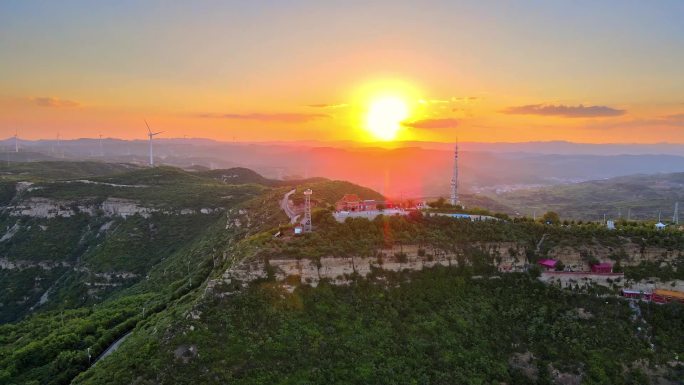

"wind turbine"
[56, 132, 64, 158]
[13, 130, 18, 153]
[145, 120, 163, 167]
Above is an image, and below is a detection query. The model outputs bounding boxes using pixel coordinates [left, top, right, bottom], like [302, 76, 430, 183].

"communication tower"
[450, 141, 459, 206]
[303, 189, 313, 232]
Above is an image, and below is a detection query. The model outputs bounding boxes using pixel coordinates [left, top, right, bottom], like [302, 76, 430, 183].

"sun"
[365, 96, 409, 141]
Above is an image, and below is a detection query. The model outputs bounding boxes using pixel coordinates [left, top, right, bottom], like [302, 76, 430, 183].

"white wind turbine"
[13, 130, 19, 153]
[145, 120, 164, 167]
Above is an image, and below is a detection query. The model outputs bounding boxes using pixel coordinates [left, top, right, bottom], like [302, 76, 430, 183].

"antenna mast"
[450, 139, 459, 206]
[303, 189, 313, 232]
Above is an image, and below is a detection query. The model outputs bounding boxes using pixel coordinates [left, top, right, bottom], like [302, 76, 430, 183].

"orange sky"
[1, 1, 683, 143]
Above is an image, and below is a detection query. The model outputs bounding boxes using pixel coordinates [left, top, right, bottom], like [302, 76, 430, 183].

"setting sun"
[365, 96, 410, 141]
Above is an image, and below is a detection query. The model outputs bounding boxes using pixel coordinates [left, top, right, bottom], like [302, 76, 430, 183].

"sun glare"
[366, 96, 409, 141]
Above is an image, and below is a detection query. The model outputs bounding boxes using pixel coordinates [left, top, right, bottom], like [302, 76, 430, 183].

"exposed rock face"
[0, 257, 72, 270]
[0, 223, 20, 242]
[3, 197, 219, 218]
[212, 241, 683, 296]
[173, 345, 198, 364]
[5, 197, 88, 218]
[214, 250, 459, 295]
[100, 198, 154, 218]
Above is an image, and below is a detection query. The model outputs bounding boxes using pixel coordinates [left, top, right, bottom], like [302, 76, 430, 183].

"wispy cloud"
[197, 112, 330, 123]
[307, 103, 349, 109]
[589, 112, 684, 129]
[31, 97, 80, 108]
[402, 118, 459, 129]
[663, 113, 684, 123]
[502, 103, 625, 118]
[419, 96, 479, 105]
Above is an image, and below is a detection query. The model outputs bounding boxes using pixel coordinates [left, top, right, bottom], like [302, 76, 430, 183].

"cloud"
[502, 103, 625, 118]
[574, 112, 684, 131]
[307, 103, 348, 109]
[402, 118, 459, 129]
[197, 112, 330, 123]
[31, 97, 80, 108]
[419, 99, 450, 105]
[419, 96, 479, 105]
[663, 113, 684, 123]
[453, 96, 480, 103]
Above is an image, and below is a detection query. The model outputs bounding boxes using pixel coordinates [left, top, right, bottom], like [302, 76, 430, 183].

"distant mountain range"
[1, 138, 683, 198]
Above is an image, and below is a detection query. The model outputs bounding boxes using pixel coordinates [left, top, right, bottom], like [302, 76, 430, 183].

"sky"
[1, 0, 683, 143]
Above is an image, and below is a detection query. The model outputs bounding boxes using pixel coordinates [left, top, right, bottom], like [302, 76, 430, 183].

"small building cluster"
[335, 194, 393, 212]
[537, 258, 614, 274]
[621, 288, 684, 304]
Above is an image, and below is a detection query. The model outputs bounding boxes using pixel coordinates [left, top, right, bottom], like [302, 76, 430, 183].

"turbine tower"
[13, 130, 18, 153]
[144, 120, 163, 167]
[303, 189, 313, 232]
[56, 133, 63, 158]
[449, 140, 459, 206]
[674, 202, 679, 225]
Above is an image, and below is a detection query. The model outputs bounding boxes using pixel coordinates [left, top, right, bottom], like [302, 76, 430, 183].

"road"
[93, 331, 132, 365]
[280, 189, 300, 224]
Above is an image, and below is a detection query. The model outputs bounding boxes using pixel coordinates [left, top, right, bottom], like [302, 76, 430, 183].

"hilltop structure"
[450, 141, 459, 206]
[335, 194, 387, 212]
[303, 189, 313, 232]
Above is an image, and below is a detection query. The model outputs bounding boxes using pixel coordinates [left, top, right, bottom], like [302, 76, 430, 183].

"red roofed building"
[335, 194, 391, 212]
[652, 289, 684, 304]
[336, 194, 362, 211]
[591, 263, 613, 274]
[537, 259, 557, 270]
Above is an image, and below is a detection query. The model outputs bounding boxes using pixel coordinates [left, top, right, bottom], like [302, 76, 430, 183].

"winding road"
[280, 189, 300, 224]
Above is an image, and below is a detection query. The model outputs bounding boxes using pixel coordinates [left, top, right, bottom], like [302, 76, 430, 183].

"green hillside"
[72, 212, 683, 385]
[0, 161, 140, 181]
[291, 179, 385, 207]
[0, 164, 271, 323]
[73, 270, 684, 385]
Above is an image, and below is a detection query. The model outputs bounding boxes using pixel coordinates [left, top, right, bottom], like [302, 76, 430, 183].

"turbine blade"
[144, 119, 152, 134]
[153, 131, 164, 135]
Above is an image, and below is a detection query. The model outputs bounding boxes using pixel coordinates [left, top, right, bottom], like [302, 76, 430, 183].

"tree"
[429, 197, 446, 209]
[555, 260, 565, 271]
[541, 211, 561, 225]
